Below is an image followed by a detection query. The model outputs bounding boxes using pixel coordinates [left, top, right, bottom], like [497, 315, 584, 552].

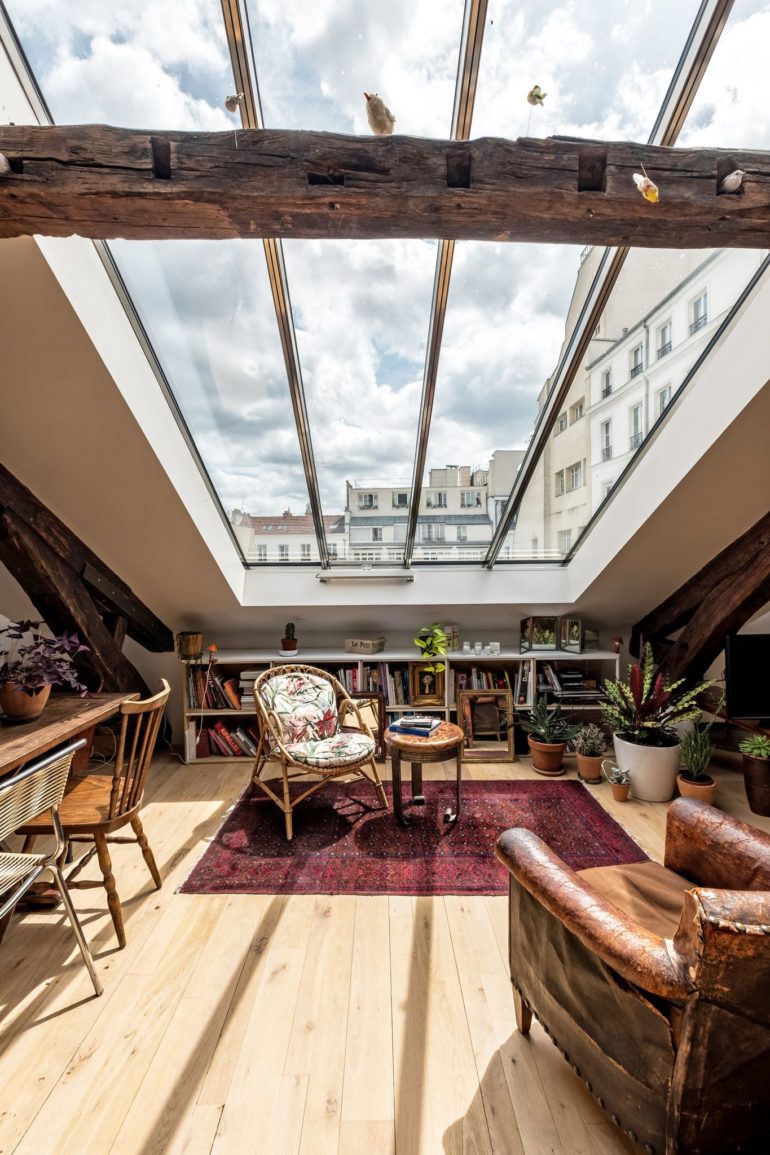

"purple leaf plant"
[0, 619, 90, 696]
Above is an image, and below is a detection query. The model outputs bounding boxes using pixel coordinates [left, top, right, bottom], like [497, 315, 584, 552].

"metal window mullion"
[220, 0, 329, 566]
[483, 0, 735, 568]
[402, 0, 488, 567]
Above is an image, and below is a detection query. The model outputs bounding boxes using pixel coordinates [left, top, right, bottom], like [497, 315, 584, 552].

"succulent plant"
[573, 723, 607, 757]
[603, 763, 631, 785]
[739, 734, 770, 759]
[520, 696, 580, 744]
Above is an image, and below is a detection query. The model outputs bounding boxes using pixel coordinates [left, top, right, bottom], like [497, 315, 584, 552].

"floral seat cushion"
[285, 731, 375, 770]
[259, 672, 338, 744]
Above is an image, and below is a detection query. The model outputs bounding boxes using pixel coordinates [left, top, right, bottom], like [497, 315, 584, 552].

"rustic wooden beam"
[0, 509, 149, 695]
[0, 126, 768, 247]
[630, 511, 770, 659]
[0, 464, 173, 652]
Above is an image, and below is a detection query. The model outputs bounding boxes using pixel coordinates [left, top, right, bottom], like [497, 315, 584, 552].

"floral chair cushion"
[285, 731, 375, 770]
[259, 672, 339, 745]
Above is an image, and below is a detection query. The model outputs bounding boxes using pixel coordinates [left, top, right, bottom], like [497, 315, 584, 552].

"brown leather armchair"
[495, 799, 770, 1155]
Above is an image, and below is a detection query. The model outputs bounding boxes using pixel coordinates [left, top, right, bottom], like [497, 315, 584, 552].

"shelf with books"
[530, 653, 620, 712]
[182, 658, 267, 764]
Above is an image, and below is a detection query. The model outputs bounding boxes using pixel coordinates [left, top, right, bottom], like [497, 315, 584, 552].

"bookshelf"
[180, 648, 621, 764]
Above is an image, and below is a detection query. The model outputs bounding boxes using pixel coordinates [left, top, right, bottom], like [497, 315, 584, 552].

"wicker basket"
[344, 636, 386, 655]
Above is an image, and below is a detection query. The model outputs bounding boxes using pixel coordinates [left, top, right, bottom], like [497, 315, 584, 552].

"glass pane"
[247, 0, 465, 563]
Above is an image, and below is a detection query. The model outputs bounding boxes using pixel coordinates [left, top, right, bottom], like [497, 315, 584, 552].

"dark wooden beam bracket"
[0, 126, 768, 247]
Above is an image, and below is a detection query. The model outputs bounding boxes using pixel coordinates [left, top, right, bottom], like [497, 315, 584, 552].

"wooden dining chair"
[17, 680, 170, 949]
[0, 740, 102, 996]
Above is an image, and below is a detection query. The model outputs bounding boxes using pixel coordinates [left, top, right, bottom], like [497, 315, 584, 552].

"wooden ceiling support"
[631, 511, 770, 682]
[0, 464, 174, 692]
[0, 126, 768, 247]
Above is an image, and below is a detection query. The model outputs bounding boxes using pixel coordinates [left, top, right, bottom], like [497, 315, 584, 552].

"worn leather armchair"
[495, 799, 770, 1155]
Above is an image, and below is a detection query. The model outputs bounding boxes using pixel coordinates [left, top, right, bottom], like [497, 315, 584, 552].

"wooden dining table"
[0, 692, 138, 778]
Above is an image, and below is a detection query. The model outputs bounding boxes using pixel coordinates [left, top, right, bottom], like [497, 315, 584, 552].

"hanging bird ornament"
[633, 163, 659, 204]
[718, 168, 745, 194]
[364, 92, 396, 135]
[527, 85, 547, 107]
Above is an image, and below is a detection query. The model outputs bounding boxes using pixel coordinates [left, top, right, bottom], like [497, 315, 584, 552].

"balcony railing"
[657, 341, 672, 357]
[630, 363, 644, 378]
[630, 432, 644, 449]
[601, 385, 612, 398]
[690, 314, 708, 334]
[601, 445, 613, 461]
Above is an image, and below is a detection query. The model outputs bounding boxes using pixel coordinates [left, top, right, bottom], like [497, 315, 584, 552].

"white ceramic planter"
[613, 734, 680, 802]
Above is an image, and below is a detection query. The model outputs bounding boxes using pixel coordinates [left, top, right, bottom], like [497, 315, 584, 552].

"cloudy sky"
[6, 0, 769, 518]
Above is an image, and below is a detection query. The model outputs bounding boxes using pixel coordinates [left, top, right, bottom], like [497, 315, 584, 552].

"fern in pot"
[520, 696, 580, 777]
[573, 723, 607, 784]
[677, 702, 721, 806]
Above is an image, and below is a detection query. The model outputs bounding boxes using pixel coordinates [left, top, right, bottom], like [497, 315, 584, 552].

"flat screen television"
[725, 634, 770, 719]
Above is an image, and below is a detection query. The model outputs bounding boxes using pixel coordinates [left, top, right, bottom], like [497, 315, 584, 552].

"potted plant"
[414, 623, 448, 673]
[738, 734, 770, 816]
[279, 622, 299, 656]
[573, 723, 607, 783]
[0, 619, 89, 722]
[678, 715, 719, 806]
[521, 696, 580, 776]
[602, 761, 631, 802]
[601, 644, 712, 802]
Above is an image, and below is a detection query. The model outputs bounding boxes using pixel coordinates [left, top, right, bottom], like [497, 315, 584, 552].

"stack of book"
[389, 714, 442, 737]
[238, 669, 261, 710]
[556, 668, 603, 702]
[196, 720, 261, 758]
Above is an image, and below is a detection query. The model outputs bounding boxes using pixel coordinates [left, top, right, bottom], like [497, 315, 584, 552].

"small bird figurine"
[718, 168, 745, 194]
[0, 152, 10, 174]
[527, 85, 546, 106]
[364, 92, 396, 135]
[633, 164, 659, 204]
[225, 93, 244, 113]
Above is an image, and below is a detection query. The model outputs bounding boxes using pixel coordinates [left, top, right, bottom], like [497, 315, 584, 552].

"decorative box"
[560, 618, 600, 653]
[344, 636, 386, 655]
[520, 617, 558, 651]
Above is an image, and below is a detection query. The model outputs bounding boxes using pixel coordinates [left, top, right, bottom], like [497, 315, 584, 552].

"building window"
[426, 491, 447, 508]
[630, 403, 644, 449]
[357, 493, 378, 509]
[555, 470, 565, 496]
[557, 529, 572, 554]
[657, 320, 672, 358]
[568, 461, 583, 490]
[420, 523, 446, 543]
[690, 291, 708, 334]
[392, 491, 408, 508]
[460, 490, 481, 507]
[328, 543, 338, 559]
[570, 399, 584, 423]
[656, 384, 673, 417]
[601, 369, 612, 398]
[602, 481, 615, 500]
[278, 544, 289, 561]
[600, 420, 612, 461]
[301, 543, 311, 560]
[456, 526, 467, 542]
[256, 544, 267, 562]
[629, 344, 643, 378]
[555, 412, 568, 434]
[372, 528, 383, 542]
[531, 536, 539, 553]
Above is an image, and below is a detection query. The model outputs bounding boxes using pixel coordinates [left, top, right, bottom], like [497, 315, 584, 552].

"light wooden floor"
[1, 750, 768, 1155]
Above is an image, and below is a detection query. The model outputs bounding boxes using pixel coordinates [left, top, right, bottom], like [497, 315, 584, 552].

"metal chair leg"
[50, 864, 103, 997]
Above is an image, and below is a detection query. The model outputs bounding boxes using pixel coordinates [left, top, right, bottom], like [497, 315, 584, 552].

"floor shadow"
[394, 895, 433, 1155]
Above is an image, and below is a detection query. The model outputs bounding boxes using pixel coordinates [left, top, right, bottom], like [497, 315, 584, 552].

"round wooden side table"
[383, 721, 465, 826]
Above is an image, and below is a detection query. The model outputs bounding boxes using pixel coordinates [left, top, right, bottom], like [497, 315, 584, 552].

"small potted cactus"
[279, 621, 299, 656]
[602, 761, 631, 803]
[573, 723, 607, 783]
[739, 734, 770, 815]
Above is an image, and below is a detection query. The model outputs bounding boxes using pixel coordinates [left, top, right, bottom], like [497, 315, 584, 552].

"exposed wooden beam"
[0, 464, 173, 652]
[0, 126, 768, 246]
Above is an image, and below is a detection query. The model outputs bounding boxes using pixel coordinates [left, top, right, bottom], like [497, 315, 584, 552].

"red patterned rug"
[180, 780, 646, 897]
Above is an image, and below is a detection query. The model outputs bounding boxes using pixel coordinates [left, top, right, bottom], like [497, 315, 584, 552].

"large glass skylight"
[3, 0, 758, 569]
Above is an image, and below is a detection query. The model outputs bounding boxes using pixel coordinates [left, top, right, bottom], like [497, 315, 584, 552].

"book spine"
[213, 720, 245, 757]
[208, 728, 233, 757]
[222, 678, 242, 709]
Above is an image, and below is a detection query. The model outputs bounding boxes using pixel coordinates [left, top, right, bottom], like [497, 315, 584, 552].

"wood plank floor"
[1, 750, 768, 1155]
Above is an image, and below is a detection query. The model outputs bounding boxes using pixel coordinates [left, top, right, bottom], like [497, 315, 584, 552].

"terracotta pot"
[279, 640, 299, 657]
[677, 772, 716, 807]
[742, 755, 770, 816]
[576, 753, 604, 783]
[613, 734, 680, 802]
[0, 682, 52, 723]
[528, 735, 566, 776]
[610, 782, 630, 802]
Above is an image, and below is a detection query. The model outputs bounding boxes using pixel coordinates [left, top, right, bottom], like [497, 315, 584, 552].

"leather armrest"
[665, 798, 770, 890]
[496, 828, 692, 1000]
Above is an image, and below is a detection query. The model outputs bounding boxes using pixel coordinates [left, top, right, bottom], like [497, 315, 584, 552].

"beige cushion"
[577, 860, 691, 939]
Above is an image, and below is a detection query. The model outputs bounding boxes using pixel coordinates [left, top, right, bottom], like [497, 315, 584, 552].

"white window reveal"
[657, 319, 672, 357]
[601, 369, 612, 398]
[557, 529, 573, 554]
[629, 344, 644, 378]
[568, 461, 583, 490]
[656, 384, 672, 417]
[301, 543, 311, 560]
[256, 544, 267, 562]
[630, 403, 644, 449]
[460, 490, 481, 507]
[357, 492, 378, 509]
[278, 544, 289, 561]
[456, 526, 467, 542]
[371, 527, 383, 542]
[690, 291, 708, 334]
[555, 412, 568, 434]
[600, 420, 612, 461]
[555, 470, 565, 496]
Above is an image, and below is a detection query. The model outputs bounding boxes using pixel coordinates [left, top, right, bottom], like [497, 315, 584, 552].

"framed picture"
[409, 663, 445, 706]
[520, 616, 558, 651]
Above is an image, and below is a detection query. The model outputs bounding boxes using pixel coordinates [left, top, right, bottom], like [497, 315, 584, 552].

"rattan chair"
[0, 740, 102, 997]
[251, 664, 388, 840]
[17, 680, 170, 949]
